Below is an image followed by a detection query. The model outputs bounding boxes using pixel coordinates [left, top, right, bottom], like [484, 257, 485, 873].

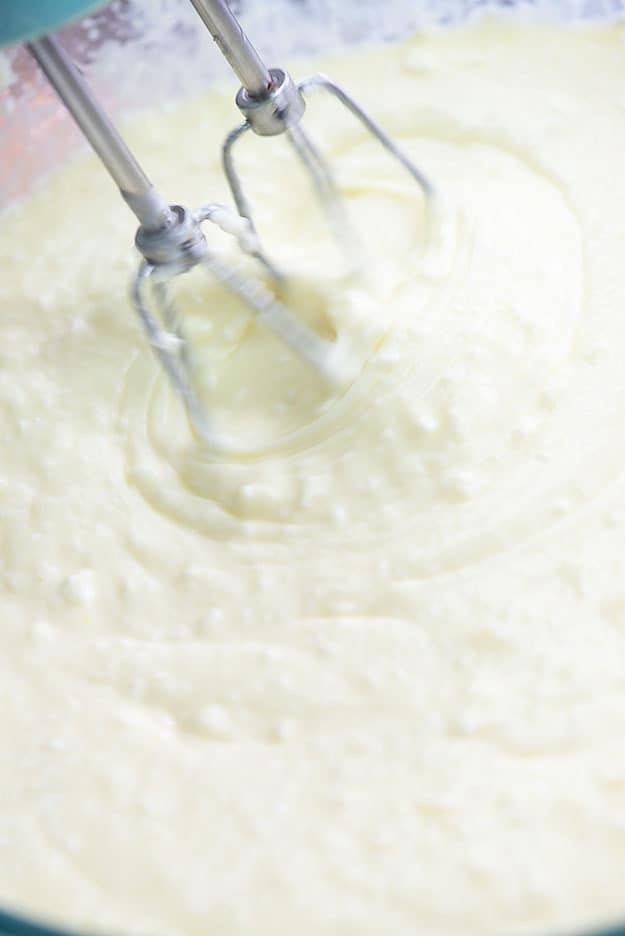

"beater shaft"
[187, 0, 271, 98]
[28, 35, 174, 233]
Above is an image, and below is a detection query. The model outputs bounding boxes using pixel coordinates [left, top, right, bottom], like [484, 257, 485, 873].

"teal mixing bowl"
[0, 1, 104, 47]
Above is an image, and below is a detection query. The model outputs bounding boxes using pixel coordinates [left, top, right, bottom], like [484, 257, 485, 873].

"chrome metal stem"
[187, 0, 271, 98]
[27, 35, 174, 232]
[188, 2, 305, 137]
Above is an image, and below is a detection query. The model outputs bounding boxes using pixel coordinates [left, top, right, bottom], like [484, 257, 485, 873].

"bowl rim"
[2, 905, 625, 936]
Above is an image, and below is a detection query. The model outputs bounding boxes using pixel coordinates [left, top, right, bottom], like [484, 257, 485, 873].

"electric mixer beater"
[9, 0, 434, 448]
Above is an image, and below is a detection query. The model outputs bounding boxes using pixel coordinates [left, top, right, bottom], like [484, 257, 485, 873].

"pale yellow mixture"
[3, 16, 625, 936]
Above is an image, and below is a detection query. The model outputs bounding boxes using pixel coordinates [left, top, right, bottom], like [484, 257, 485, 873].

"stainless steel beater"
[27, 34, 334, 450]
[188, 0, 434, 275]
[27, 0, 434, 448]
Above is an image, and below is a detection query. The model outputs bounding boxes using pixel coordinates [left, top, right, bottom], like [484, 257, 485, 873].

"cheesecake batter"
[2, 16, 625, 936]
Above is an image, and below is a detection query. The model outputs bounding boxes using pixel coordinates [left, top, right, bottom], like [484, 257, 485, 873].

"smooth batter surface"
[3, 16, 625, 936]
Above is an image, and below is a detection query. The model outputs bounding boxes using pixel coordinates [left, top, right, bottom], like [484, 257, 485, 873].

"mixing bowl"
[2, 1, 625, 934]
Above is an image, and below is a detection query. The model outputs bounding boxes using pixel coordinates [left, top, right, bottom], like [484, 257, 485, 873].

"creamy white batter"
[2, 16, 625, 936]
